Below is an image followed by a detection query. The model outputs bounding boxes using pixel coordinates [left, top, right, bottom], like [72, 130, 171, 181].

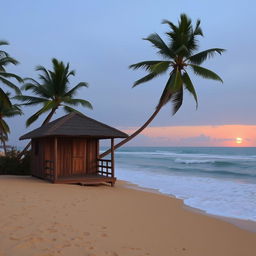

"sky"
[1, 0, 256, 147]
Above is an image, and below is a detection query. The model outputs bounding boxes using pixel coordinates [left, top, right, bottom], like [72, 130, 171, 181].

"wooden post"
[96, 140, 99, 159]
[54, 137, 58, 183]
[111, 138, 115, 181]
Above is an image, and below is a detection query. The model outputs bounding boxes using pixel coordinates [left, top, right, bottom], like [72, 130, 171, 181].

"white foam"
[174, 159, 216, 164]
[115, 150, 256, 161]
[116, 167, 256, 221]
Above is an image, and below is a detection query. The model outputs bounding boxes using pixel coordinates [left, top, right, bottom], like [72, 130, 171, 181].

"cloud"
[180, 134, 211, 143]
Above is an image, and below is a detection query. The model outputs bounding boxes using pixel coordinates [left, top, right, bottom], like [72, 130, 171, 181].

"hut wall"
[56, 137, 98, 177]
[31, 139, 42, 178]
[32, 137, 99, 180]
[31, 138, 54, 178]
[71, 138, 86, 176]
[86, 139, 98, 174]
[57, 138, 73, 177]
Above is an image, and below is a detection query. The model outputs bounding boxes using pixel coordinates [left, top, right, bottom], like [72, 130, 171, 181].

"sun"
[236, 137, 243, 144]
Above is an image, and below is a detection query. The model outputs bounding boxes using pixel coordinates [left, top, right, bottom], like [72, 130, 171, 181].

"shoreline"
[1, 175, 256, 256]
[121, 179, 256, 233]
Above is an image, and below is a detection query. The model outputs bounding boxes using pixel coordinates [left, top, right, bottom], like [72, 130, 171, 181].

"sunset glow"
[123, 125, 256, 147]
[236, 137, 243, 144]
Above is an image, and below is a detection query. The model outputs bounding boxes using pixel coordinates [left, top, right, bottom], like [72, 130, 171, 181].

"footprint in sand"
[47, 228, 58, 233]
[15, 225, 24, 230]
[9, 236, 20, 241]
[62, 242, 71, 248]
[129, 247, 142, 251]
[104, 252, 119, 256]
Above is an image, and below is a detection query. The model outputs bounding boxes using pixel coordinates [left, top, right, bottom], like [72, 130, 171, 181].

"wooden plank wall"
[57, 138, 72, 177]
[32, 137, 99, 179]
[72, 138, 86, 176]
[31, 138, 54, 178]
[86, 139, 98, 174]
[31, 139, 41, 178]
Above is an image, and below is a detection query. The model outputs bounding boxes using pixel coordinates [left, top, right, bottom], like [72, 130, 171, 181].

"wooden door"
[57, 138, 72, 177]
[72, 139, 86, 175]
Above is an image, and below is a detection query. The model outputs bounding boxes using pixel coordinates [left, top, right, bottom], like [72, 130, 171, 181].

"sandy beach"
[0, 176, 256, 256]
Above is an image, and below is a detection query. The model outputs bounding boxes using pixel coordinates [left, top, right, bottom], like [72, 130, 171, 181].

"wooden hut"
[20, 112, 128, 186]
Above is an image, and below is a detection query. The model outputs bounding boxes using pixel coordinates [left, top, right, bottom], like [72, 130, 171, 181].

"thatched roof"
[20, 112, 128, 140]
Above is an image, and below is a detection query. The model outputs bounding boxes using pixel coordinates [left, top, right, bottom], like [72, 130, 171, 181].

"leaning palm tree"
[16, 58, 93, 157]
[100, 14, 225, 158]
[0, 98, 23, 155]
[0, 40, 22, 107]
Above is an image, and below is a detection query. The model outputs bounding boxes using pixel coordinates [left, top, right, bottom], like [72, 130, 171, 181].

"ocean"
[111, 147, 256, 222]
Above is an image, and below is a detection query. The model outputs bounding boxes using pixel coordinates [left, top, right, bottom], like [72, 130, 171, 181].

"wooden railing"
[97, 159, 113, 177]
[44, 160, 54, 180]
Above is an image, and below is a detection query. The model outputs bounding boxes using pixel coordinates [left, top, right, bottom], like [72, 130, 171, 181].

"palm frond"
[194, 19, 203, 36]
[36, 66, 51, 84]
[63, 98, 93, 109]
[182, 71, 198, 108]
[171, 87, 183, 115]
[188, 48, 225, 65]
[2, 104, 23, 117]
[0, 119, 10, 134]
[162, 19, 178, 32]
[165, 14, 199, 55]
[68, 70, 76, 77]
[132, 73, 159, 87]
[0, 71, 23, 83]
[157, 69, 183, 108]
[189, 64, 223, 82]
[143, 33, 175, 58]
[62, 105, 84, 114]
[149, 61, 170, 74]
[14, 95, 47, 105]
[0, 76, 21, 94]
[173, 69, 183, 91]
[26, 101, 55, 127]
[129, 61, 168, 71]
[0, 132, 8, 141]
[23, 77, 40, 86]
[174, 44, 189, 56]
[157, 74, 174, 108]
[0, 40, 9, 46]
[132, 61, 170, 87]
[0, 56, 19, 66]
[65, 82, 89, 97]
[0, 88, 11, 108]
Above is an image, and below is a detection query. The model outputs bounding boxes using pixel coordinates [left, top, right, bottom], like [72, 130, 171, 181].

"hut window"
[35, 141, 39, 155]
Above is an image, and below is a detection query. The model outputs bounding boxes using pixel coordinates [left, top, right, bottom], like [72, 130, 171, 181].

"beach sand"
[0, 176, 255, 256]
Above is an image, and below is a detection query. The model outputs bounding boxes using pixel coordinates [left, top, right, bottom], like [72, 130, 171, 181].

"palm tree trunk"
[17, 107, 57, 159]
[99, 106, 162, 158]
[2, 137, 7, 156]
[0, 130, 7, 156]
[42, 108, 57, 125]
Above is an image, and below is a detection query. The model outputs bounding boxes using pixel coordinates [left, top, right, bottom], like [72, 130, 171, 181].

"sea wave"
[115, 150, 256, 161]
[116, 167, 256, 221]
[174, 158, 216, 164]
[114, 147, 256, 221]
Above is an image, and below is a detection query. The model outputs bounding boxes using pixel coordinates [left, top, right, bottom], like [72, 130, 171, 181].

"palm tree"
[0, 40, 22, 107]
[16, 58, 93, 157]
[0, 98, 23, 155]
[100, 14, 225, 158]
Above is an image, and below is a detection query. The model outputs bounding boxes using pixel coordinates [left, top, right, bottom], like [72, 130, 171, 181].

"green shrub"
[0, 148, 31, 175]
